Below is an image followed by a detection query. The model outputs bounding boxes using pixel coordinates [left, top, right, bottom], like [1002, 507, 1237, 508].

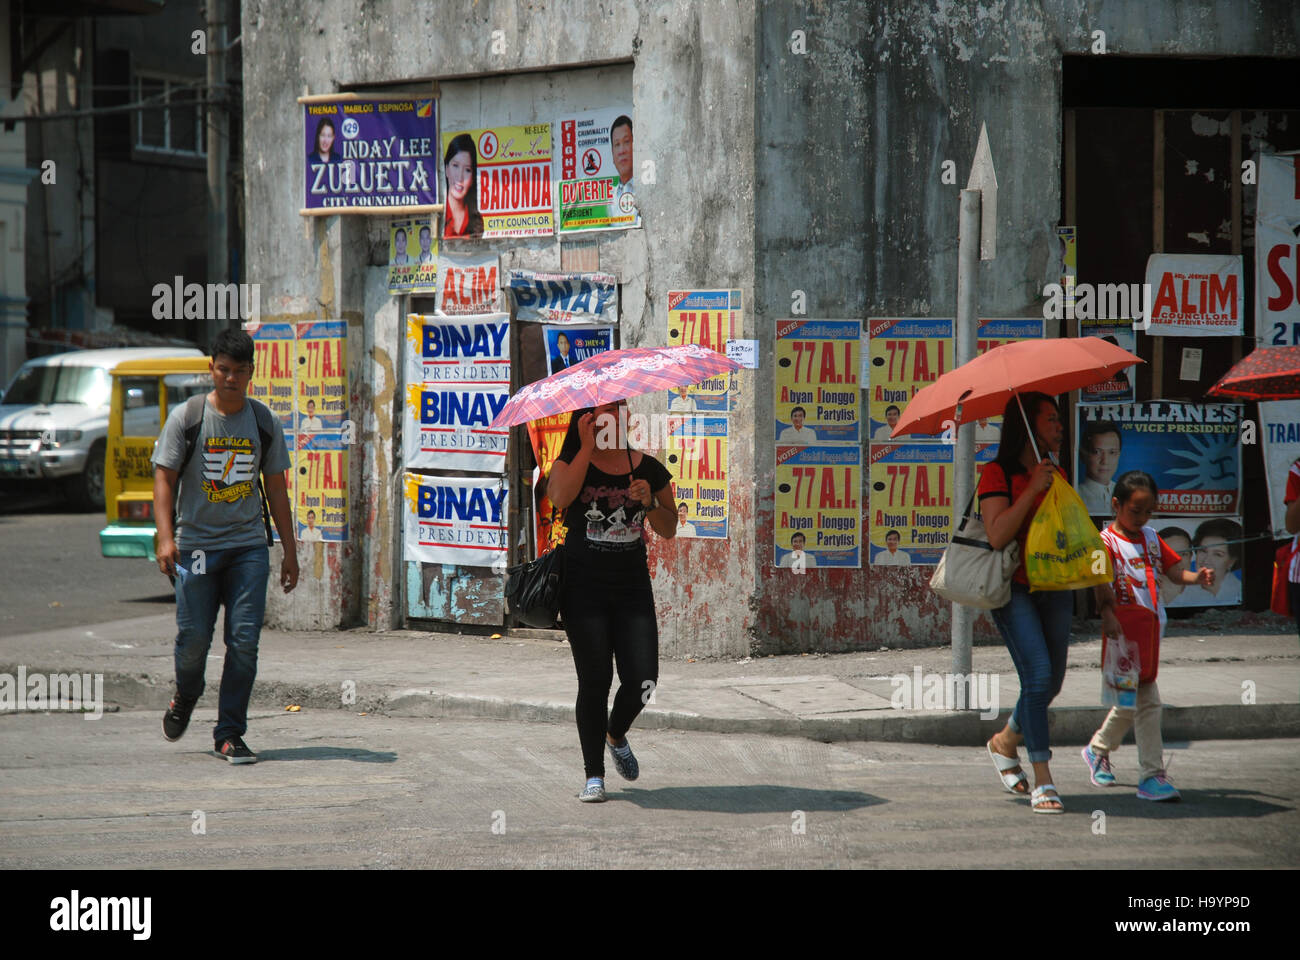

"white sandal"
[987, 740, 1029, 794]
[1031, 784, 1065, 814]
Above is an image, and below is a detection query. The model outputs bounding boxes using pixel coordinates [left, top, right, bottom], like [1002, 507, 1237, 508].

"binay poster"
[506, 269, 619, 325]
[1075, 402, 1242, 517]
[774, 319, 861, 445]
[402, 472, 508, 568]
[555, 107, 640, 234]
[302, 97, 438, 213]
[441, 125, 553, 240]
[773, 445, 861, 568]
[1142, 254, 1244, 337]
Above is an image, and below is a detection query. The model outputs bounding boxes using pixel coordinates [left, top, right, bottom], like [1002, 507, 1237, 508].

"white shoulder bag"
[929, 494, 1019, 609]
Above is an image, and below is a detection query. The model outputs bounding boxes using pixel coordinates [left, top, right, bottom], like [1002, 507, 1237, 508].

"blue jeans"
[172, 545, 270, 744]
[990, 583, 1073, 763]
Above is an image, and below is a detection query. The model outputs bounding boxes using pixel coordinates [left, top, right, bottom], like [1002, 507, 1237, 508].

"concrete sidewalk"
[2, 614, 1297, 745]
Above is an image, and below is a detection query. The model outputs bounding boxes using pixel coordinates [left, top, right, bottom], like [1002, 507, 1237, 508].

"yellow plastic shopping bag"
[1024, 474, 1113, 591]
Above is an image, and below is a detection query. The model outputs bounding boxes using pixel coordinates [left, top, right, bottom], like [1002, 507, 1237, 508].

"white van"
[0, 347, 202, 510]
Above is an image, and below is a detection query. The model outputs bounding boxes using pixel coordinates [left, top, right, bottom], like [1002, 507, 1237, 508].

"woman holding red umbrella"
[978, 392, 1074, 813]
[546, 400, 679, 803]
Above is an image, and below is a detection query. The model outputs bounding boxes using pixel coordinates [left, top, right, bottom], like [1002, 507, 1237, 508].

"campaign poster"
[386, 217, 438, 295]
[773, 445, 861, 568]
[1075, 402, 1242, 517]
[404, 384, 509, 472]
[1260, 400, 1300, 535]
[441, 125, 553, 239]
[867, 443, 997, 566]
[1146, 517, 1245, 608]
[1257, 153, 1300, 345]
[295, 321, 347, 432]
[1057, 226, 1077, 316]
[663, 416, 728, 539]
[402, 472, 508, 568]
[506, 269, 619, 325]
[555, 107, 640, 234]
[528, 414, 573, 554]
[866, 317, 952, 441]
[303, 97, 438, 212]
[294, 432, 348, 542]
[1143, 254, 1244, 336]
[1079, 320, 1137, 403]
[544, 325, 612, 375]
[434, 250, 501, 316]
[971, 318, 1044, 441]
[405, 313, 510, 387]
[248, 322, 295, 431]
[773, 319, 860, 445]
[666, 290, 741, 413]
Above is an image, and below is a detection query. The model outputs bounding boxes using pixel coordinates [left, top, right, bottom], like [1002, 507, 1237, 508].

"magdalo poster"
[303, 97, 438, 212]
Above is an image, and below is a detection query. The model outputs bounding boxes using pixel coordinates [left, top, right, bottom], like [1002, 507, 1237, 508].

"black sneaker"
[213, 736, 258, 764]
[162, 694, 197, 742]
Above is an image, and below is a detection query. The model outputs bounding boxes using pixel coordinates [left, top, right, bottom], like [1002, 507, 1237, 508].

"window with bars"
[134, 74, 205, 157]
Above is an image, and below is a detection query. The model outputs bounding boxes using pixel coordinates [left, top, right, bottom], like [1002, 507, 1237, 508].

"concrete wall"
[244, 0, 757, 654]
[243, 0, 1298, 655]
[0, 0, 35, 382]
[749, 0, 1300, 653]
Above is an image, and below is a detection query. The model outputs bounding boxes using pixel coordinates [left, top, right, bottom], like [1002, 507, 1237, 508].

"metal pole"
[205, 0, 228, 350]
[952, 189, 981, 687]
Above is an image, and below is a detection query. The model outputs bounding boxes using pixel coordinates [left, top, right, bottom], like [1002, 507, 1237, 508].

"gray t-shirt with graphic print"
[152, 395, 291, 551]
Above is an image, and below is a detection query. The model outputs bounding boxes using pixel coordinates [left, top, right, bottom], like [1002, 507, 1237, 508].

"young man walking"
[152, 329, 298, 763]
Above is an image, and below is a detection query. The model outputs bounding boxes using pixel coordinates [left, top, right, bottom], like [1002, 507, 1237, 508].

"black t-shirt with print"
[556, 440, 672, 585]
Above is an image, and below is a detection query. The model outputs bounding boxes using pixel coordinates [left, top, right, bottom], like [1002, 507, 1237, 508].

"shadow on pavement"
[614, 785, 883, 813]
[257, 746, 398, 763]
[125, 594, 176, 605]
[1057, 788, 1293, 819]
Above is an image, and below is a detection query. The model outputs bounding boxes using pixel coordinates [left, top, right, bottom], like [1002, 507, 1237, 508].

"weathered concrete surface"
[750, 0, 1300, 653]
[4, 613, 1295, 746]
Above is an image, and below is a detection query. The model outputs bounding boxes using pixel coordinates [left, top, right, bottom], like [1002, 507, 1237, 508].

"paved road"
[2, 708, 1296, 869]
[0, 497, 175, 634]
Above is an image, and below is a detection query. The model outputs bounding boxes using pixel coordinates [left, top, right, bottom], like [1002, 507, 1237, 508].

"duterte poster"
[1075, 402, 1242, 517]
[302, 97, 438, 213]
[555, 107, 640, 234]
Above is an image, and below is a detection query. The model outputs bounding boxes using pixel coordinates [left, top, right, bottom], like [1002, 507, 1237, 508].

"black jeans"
[560, 579, 659, 778]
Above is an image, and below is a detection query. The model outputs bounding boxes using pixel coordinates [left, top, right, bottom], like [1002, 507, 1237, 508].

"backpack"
[174, 394, 278, 546]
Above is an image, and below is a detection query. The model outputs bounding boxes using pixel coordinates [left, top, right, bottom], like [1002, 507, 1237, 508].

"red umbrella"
[891, 336, 1144, 439]
[489, 344, 741, 428]
[1207, 345, 1300, 401]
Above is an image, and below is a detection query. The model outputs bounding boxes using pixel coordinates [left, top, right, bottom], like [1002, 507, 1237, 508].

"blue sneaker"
[1081, 745, 1115, 787]
[578, 777, 606, 802]
[1137, 773, 1181, 802]
[607, 736, 639, 781]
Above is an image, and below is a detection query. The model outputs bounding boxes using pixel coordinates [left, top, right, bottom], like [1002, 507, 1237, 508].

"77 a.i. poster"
[664, 416, 728, 539]
[867, 442, 997, 566]
[774, 445, 861, 568]
[774, 319, 860, 444]
[666, 289, 741, 412]
[441, 125, 553, 240]
[248, 322, 295, 431]
[296, 321, 347, 432]
[295, 433, 348, 542]
[867, 317, 952, 441]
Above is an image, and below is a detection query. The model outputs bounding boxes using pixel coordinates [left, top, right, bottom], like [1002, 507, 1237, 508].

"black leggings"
[560, 581, 659, 778]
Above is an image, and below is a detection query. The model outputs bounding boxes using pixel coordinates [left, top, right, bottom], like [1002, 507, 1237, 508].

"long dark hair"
[313, 117, 337, 157]
[993, 391, 1058, 477]
[443, 133, 483, 236]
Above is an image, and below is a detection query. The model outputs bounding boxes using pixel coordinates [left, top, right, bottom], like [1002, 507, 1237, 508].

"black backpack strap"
[247, 399, 279, 547]
[175, 394, 209, 477]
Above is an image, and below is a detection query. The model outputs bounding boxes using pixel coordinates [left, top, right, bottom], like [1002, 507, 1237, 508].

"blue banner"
[303, 98, 438, 211]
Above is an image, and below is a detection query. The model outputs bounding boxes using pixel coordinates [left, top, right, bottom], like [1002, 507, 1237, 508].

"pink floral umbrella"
[489, 344, 741, 429]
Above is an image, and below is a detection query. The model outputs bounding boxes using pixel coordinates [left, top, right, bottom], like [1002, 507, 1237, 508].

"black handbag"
[505, 544, 566, 628]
